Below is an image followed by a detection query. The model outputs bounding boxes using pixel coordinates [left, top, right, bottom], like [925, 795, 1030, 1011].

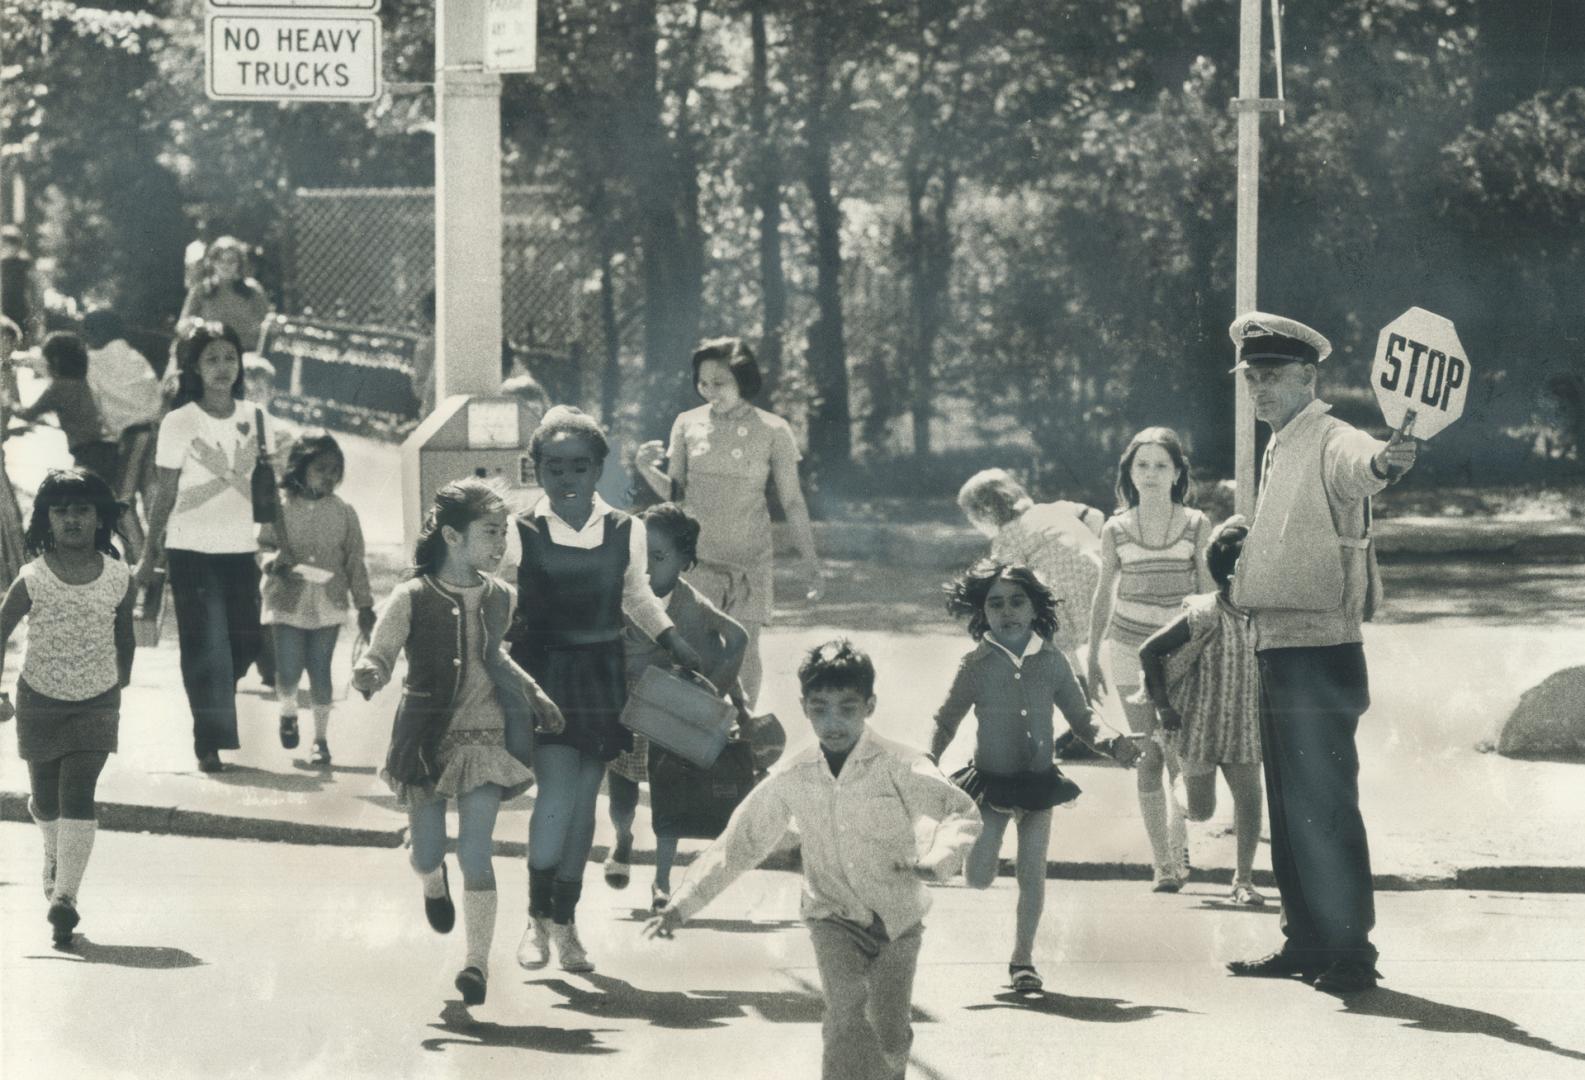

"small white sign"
[467, 400, 521, 449]
[485, 0, 537, 73]
[206, 13, 382, 102]
[1371, 307, 1470, 440]
[208, 0, 380, 10]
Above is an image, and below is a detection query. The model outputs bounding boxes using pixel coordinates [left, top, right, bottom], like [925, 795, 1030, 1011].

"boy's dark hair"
[528, 404, 609, 467]
[691, 337, 763, 401]
[640, 502, 701, 570]
[944, 558, 1060, 642]
[25, 467, 126, 558]
[81, 309, 126, 349]
[280, 430, 345, 497]
[171, 320, 246, 407]
[1206, 520, 1249, 590]
[797, 638, 875, 699]
[41, 332, 90, 379]
[411, 476, 507, 578]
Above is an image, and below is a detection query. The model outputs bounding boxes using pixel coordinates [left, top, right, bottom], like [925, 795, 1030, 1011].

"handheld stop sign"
[1371, 307, 1470, 439]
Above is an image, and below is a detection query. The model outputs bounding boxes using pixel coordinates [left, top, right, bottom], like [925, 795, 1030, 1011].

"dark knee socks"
[529, 866, 555, 919]
[551, 877, 583, 925]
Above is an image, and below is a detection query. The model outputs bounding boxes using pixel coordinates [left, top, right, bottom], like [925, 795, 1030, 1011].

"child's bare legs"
[526, 745, 604, 970]
[738, 620, 764, 709]
[1221, 763, 1264, 890]
[1183, 760, 1219, 822]
[963, 805, 1012, 890]
[28, 752, 107, 939]
[455, 784, 503, 988]
[1121, 688, 1186, 885]
[605, 770, 639, 866]
[1011, 809, 1053, 968]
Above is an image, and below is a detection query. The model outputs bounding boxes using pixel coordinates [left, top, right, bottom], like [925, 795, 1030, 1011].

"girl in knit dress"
[511, 406, 701, 975]
[0, 468, 135, 946]
[1084, 427, 1212, 892]
[604, 502, 749, 910]
[1138, 518, 1266, 905]
[352, 478, 565, 1007]
[259, 432, 375, 766]
[930, 560, 1139, 993]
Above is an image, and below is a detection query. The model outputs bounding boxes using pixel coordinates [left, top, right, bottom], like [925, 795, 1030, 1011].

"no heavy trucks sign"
[206, 12, 381, 101]
[1371, 307, 1471, 440]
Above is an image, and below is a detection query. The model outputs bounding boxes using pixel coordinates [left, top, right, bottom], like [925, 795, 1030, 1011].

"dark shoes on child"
[309, 739, 332, 767]
[48, 896, 79, 946]
[425, 863, 456, 934]
[454, 966, 487, 1005]
[1009, 964, 1043, 993]
[279, 715, 300, 750]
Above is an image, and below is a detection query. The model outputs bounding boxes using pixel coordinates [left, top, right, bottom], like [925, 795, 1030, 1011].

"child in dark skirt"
[0, 469, 135, 946]
[929, 559, 1140, 992]
[604, 502, 749, 910]
[510, 406, 702, 974]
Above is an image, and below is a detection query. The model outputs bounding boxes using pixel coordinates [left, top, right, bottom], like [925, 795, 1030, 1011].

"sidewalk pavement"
[5, 422, 1584, 893]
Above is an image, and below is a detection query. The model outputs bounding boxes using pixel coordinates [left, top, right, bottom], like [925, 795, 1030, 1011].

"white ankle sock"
[30, 800, 58, 899]
[464, 888, 497, 974]
[421, 864, 447, 899]
[53, 819, 97, 902]
[1138, 788, 1173, 870]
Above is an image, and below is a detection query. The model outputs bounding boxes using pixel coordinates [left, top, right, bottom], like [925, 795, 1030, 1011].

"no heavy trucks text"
[220, 26, 366, 54]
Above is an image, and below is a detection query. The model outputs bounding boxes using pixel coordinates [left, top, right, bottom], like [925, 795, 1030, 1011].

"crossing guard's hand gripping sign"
[1371, 307, 1470, 444]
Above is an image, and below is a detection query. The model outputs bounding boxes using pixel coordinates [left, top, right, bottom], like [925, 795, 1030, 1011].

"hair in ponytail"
[410, 477, 508, 578]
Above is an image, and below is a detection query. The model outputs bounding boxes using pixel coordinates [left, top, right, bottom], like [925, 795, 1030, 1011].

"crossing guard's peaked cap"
[1227, 312, 1333, 372]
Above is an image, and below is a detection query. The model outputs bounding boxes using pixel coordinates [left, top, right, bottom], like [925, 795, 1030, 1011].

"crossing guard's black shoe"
[1312, 959, 1381, 994]
[1226, 950, 1322, 981]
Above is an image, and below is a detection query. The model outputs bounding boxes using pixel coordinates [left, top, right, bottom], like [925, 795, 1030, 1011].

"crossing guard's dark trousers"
[1257, 644, 1377, 965]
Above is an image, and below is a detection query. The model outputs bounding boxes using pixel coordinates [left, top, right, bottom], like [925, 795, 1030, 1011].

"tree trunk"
[802, 17, 852, 480]
[749, 2, 787, 398]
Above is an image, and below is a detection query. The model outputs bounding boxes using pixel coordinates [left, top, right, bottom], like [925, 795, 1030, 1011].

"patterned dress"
[1102, 506, 1208, 687]
[990, 500, 1103, 658]
[1172, 593, 1261, 766]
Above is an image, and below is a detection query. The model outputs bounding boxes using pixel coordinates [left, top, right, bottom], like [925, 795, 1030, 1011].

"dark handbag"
[950, 764, 1081, 812]
[250, 407, 277, 523]
[648, 740, 760, 839]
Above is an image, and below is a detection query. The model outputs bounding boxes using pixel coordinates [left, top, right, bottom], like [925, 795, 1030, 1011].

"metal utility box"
[400, 395, 547, 553]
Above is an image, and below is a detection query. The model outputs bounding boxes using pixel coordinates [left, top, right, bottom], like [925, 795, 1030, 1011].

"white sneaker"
[551, 921, 594, 973]
[516, 915, 552, 970]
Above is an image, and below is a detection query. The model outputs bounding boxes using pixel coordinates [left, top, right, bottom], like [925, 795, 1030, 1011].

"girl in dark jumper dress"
[511, 406, 700, 974]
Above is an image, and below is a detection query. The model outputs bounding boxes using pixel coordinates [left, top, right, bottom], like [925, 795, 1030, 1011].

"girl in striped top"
[1085, 427, 1211, 891]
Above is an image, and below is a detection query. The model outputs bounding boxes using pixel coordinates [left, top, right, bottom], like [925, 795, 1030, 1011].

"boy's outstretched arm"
[644, 779, 794, 936]
[1051, 650, 1141, 767]
[898, 758, 983, 881]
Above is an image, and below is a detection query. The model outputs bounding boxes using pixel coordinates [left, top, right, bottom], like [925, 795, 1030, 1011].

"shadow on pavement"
[290, 760, 377, 777]
[1194, 898, 1282, 915]
[531, 972, 827, 1029]
[27, 936, 205, 969]
[1340, 988, 1585, 1064]
[966, 990, 1196, 1023]
[421, 1000, 618, 1056]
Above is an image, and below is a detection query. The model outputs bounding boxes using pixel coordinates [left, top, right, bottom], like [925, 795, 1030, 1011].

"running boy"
[645, 639, 981, 1080]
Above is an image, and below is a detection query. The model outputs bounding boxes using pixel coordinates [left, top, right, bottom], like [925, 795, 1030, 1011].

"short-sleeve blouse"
[668, 403, 801, 624]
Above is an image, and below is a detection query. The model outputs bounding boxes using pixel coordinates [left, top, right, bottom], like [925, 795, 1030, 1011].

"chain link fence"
[283, 186, 600, 403]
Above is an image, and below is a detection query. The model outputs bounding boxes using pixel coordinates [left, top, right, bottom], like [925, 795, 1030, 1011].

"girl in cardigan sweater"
[352, 478, 564, 1007]
[929, 560, 1139, 993]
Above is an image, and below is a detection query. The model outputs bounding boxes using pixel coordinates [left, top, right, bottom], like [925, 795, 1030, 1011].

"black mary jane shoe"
[425, 863, 456, 934]
[454, 966, 487, 1005]
[279, 715, 300, 750]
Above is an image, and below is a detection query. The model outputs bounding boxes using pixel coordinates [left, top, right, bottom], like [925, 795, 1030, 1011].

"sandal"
[1231, 881, 1267, 906]
[1009, 964, 1043, 993]
[603, 854, 630, 890]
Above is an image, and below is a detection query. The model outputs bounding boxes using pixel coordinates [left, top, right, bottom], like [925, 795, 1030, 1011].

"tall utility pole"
[435, 0, 504, 399]
[1232, 0, 1269, 516]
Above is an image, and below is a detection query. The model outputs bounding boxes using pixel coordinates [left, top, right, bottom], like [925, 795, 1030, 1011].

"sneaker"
[454, 966, 487, 1005]
[310, 739, 332, 767]
[424, 863, 455, 934]
[48, 895, 79, 946]
[651, 885, 670, 913]
[1009, 964, 1043, 992]
[1312, 959, 1381, 995]
[1226, 949, 1322, 981]
[1230, 881, 1267, 906]
[279, 714, 300, 750]
[1151, 865, 1183, 893]
[550, 921, 594, 973]
[516, 915, 552, 969]
[603, 854, 630, 890]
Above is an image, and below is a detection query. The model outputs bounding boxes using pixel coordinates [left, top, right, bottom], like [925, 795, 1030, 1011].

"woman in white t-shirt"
[134, 321, 277, 773]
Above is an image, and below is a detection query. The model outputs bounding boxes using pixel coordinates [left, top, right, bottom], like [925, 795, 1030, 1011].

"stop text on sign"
[206, 13, 382, 101]
[1377, 333, 1465, 411]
